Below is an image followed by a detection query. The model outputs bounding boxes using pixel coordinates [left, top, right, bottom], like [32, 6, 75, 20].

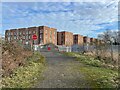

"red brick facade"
[73, 34, 84, 45]
[57, 31, 73, 46]
[5, 26, 57, 45]
[5, 26, 102, 46]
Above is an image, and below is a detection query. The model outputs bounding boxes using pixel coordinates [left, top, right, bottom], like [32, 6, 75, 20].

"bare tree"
[98, 30, 114, 61]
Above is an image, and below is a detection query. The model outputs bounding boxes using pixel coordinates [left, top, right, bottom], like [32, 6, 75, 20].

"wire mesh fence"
[57, 44, 119, 64]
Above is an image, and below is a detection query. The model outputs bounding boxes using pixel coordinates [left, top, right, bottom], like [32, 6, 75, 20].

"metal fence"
[57, 45, 71, 52]
[58, 44, 118, 62]
[25, 43, 119, 62]
[71, 45, 96, 52]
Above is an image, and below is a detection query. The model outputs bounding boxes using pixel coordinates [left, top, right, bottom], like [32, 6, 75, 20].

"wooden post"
[110, 41, 113, 61]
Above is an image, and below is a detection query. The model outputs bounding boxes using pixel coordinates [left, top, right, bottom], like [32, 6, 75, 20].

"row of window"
[6, 30, 36, 36]
[7, 35, 31, 40]
[6, 30, 56, 37]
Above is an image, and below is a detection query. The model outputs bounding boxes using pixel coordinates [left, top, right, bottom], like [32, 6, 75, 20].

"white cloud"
[2, 1, 118, 38]
[1, 0, 120, 2]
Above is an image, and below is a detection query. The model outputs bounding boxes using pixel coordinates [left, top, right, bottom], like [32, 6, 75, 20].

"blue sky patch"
[1, 1, 118, 38]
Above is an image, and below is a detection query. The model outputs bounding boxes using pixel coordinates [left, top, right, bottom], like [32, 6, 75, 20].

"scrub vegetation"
[64, 52, 118, 88]
[2, 41, 46, 88]
[2, 52, 46, 88]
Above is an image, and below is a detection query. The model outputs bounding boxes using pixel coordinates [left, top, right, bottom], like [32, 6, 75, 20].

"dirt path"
[35, 51, 89, 88]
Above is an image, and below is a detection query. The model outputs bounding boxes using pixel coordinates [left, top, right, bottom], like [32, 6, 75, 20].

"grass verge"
[64, 52, 118, 88]
[2, 52, 46, 88]
[64, 52, 118, 70]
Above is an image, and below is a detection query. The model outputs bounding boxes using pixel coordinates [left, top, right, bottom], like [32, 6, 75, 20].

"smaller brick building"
[57, 31, 73, 46]
[73, 34, 84, 45]
[83, 36, 91, 44]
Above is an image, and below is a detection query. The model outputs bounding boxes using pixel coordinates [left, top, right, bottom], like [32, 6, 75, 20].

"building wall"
[73, 34, 83, 45]
[5, 26, 57, 45]
[87, 37, 90, 43]
[57, 31, 73, 46]
[83, 36, 87, 43]
[27, 27, 38, 45]
[43, 26, 57, 45]
[57, 32, 65, 45]
[65, 32, 73, 46]
[83, 36, 90, 44]
[57, 32, 62, 45]
[92, 38, 96, 43]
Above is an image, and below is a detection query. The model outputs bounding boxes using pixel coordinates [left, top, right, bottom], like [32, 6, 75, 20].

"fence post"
[110, 41, 113, 61]
[95, 42, 99, 59]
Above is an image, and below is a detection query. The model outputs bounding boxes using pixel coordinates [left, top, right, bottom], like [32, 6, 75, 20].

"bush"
[2, 41, 33, 76]
[2, 52, 46, 88]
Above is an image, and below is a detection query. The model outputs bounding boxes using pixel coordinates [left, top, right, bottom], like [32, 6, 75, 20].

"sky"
[0, 0, 119, 38]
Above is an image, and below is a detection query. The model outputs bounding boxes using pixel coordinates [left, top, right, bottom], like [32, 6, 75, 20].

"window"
[20, 39, 22, 42]
[40, 35, 43, 39]
[33, 31, 36, 33]
[16, 36, 18, 39]
[16, 31, 19, 35]
[23, 31, 25, 34]
[40, 40, 43, 43]
[61, 36, 63, 39]
[40, 30, 43, 34]
[11, 32, 13, 35]
[8, 37, 10, 41]
[26, 31, 28, 34]
[14, 36, 17, 39]
[28, 36, 31, 39]
[19, 32, 22, 35]
[61, 41, 63, 44]
[26, 35, 28, 40]
[23, 36, 25, 39]
[14, 32, 16, 35]
[29, 31, 31, 34]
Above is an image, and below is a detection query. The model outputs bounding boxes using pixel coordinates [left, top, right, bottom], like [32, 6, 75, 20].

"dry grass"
[2, 41, 33, 76]
[85, 51, 118, 63]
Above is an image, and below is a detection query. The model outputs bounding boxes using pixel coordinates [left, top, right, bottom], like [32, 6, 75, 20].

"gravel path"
[35, 50, 90, 88]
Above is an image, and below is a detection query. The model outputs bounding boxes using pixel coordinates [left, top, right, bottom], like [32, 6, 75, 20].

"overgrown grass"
[64, 52, 119, 88]
[2, 52, 46, 88]
[64, 52, 118, 70]
[76, 66, 118, 88]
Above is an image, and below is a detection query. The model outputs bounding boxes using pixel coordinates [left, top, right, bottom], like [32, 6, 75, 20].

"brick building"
[92, 38, 102, 45]
[57, 31, 73, 46]
[83, 36, 91, 44]
[5, 26, 57, 45]
[73, 34, 84, 45]
[90, 38, 93, 43]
